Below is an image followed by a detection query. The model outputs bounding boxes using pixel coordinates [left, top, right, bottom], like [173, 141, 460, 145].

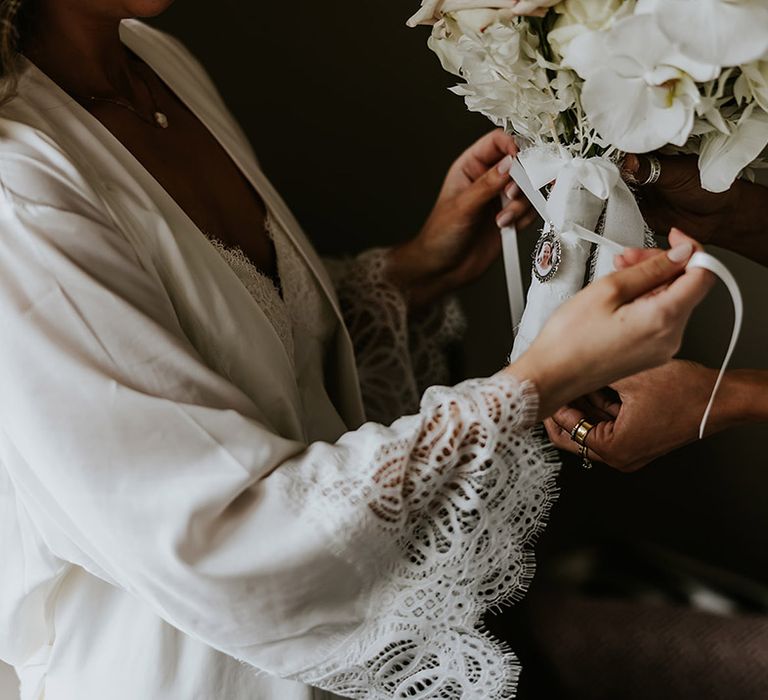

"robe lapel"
[18, 61, 308, 441]
[120, 21, 366, 427]
[119, 22, 346, 334]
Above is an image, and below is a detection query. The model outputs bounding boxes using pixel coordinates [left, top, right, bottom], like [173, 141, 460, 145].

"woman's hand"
[387, 129, 537, 307]
[623, 153, 768, 266]
[506, 229, 715, 421]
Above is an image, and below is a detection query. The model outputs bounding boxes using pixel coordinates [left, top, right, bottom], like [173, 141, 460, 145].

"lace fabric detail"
[410, 297, 466, 395]
[326, 249, 466, 425]
[205, 214, 333, 364]
[279, 375, 560, 699]
[268, 216, 336, 348]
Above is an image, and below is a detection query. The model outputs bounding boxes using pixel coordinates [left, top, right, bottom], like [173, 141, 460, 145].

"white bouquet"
[409, 0, 762, 361]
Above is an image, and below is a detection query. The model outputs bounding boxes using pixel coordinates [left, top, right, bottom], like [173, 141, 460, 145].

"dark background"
[1, 3, 767, 697]
[2, 4, 766, 695]
[152, 0, 768, 584]
[0, 0, 768, 697]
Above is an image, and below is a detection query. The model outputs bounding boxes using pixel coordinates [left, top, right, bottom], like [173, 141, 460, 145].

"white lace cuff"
[280, 375, 559, 699]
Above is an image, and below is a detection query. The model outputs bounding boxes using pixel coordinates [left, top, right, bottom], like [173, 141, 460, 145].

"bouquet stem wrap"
[509, 147, 648, 361]
[503, 147, 743, 439]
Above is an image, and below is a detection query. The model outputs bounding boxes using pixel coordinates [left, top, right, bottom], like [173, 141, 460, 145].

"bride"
[0, 1, 714, 699]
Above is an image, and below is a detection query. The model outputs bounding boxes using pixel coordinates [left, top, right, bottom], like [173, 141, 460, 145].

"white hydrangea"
[429, 15, 568, 142]
[408, 0, 561, 27]
[548, 0, 634, 60]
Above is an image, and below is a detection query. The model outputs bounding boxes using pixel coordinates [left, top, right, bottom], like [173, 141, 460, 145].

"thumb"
[455, 155, 514, 214]
[609, 237, 696, 305]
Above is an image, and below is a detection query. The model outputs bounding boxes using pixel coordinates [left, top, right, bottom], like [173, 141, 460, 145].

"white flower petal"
[581, 68, 692, 152]
[656, 0, 768, 68]
[699, 109, 768, 192]
[560, 29, 610, 79]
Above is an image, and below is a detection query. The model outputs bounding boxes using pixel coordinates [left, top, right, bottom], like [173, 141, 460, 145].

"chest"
[88, 90, 277, 278]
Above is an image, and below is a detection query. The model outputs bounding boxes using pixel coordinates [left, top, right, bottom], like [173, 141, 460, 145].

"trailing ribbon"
[502, 153, 743, 439]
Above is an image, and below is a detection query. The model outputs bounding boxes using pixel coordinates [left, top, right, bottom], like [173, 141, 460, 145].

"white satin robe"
[0, 19, 557, 700]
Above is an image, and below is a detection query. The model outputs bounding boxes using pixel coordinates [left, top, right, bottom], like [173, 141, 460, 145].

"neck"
[24, 5, 135, 98]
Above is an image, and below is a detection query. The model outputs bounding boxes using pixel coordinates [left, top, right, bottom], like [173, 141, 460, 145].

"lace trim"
[206, 232, 295, 361]
[279, 376, 560, 699]
[205, 214, 336, 364]
[268, 216, 336, 347]
[327, 249, 466, 425]
[410, 298, 466, 395]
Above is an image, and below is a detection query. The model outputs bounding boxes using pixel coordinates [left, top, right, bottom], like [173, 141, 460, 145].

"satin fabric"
[0, 19, 368, 700]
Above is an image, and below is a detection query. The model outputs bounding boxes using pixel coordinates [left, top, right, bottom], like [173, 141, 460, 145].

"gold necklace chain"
[78, 69, 169, 129]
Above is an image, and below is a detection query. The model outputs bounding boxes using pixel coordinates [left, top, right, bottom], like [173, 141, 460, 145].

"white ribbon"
[503, 152, 743, 439]
[687, 252, 744, 439]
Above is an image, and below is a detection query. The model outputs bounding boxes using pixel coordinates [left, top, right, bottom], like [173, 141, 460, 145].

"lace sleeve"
[275, 374, 559, 699]
[325, 249, 466, 424]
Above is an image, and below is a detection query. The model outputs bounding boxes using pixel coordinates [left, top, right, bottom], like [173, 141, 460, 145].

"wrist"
[387, 243, 452, 309]
[386, 243, 421, 294]
[505, 353, 574, 422]
[718, 369, 768, 427]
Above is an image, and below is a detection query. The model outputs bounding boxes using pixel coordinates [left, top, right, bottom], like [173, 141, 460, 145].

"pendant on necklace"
[154, 112, 169, 129]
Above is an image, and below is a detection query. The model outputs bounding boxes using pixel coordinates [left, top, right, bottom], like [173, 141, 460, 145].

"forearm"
[712, 180, 768, 267]
[720, 369, 768, 426]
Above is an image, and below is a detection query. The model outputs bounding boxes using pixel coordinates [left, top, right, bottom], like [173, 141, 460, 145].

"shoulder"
[0, 113, 106, 223]
[0, 130, 99, 220]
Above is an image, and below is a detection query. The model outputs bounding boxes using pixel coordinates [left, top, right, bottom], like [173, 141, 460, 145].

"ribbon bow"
[502, 150, 742, 439]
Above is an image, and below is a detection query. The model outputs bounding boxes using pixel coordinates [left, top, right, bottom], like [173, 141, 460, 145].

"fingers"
[584, 390, 621, 420]
[615, 229, 703, 270]
[622, 153, 693, 190]
[497, 183, 537, 229]
[464, 129, 519, 169]
[544, 410, 611, 463]
[607, 238, 696, 306]
[550, 406, 616, 458]
[456, 130, 519, 183]
[657, 265, 716, 317]
[455, 154, 514, 214]
[544, 418, 581, 455]
[618, 229, 714, 316]
[668, 227, 703, 251]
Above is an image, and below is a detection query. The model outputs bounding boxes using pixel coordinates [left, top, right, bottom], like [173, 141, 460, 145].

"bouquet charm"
[408, 0, 764, 436]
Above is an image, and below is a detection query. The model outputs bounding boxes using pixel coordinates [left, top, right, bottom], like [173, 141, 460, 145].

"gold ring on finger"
[570, 418, 595, 448]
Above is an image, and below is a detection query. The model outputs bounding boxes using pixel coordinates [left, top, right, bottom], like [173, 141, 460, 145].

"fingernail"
[667, 241, 693, 263]
[497, 210, 514, 228]
[505, 182, 519, 199]
[497, 155, 513, 176]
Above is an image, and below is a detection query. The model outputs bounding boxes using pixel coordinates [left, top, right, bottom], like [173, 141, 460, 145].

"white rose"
[408, 0, 559, 28]
[548, 0, 633, 59]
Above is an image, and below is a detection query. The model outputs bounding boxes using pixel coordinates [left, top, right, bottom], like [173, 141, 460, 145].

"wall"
[153, 0, 768, 579]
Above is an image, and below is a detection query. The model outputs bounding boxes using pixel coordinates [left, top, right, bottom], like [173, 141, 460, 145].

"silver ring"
[579, 444, 594, 471]
[639, 155, 661, 186]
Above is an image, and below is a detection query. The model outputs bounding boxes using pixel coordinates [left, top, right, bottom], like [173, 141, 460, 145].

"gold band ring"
[570, 418, 595, 448]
